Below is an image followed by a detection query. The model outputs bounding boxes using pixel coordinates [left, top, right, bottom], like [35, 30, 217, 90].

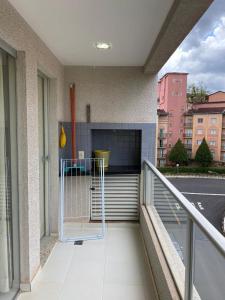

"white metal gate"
[59, 158, 105, 242]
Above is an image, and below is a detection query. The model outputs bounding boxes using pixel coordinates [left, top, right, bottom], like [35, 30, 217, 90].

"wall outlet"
[78, 151, 85, 159]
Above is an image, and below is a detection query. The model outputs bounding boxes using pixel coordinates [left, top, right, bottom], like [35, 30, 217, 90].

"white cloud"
[159, 0, 225, 93]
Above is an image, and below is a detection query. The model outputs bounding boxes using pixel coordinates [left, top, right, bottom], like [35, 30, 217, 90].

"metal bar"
[101, 159, 105, 237]
[59, 159, 64, 241]
[144, 160, 225, 258]
[185, 218, 194, 300]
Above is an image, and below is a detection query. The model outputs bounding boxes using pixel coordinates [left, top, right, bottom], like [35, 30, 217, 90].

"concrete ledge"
[144, 0, 213, 74]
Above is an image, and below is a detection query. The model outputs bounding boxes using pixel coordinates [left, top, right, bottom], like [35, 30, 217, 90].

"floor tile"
[18, 223, 158, 300]
[103, 283, 146, 300]
[104, 259, 143, 285]
[18, 282, 62, 300]
[60, 281, 103, 300]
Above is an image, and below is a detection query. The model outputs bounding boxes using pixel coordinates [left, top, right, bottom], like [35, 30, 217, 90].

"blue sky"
[159, 0, 225, 93]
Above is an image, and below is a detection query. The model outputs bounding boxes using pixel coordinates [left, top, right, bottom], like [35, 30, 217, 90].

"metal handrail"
[144, 160, 225, 258]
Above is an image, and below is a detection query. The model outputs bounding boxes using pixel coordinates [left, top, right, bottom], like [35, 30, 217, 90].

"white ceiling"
[9, 0, 174, 66]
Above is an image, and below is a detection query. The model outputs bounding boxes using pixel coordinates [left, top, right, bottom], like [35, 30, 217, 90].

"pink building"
[157, 73, 188, 166]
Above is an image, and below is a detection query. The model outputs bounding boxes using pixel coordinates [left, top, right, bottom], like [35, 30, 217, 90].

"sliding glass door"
[0, 49, 19, 299]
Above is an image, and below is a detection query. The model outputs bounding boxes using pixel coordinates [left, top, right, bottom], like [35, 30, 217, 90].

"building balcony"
[184, 144, 192, 149]
[221, 135, 225, 140]
[183, 133, 192, 138]
[222, 123, 225, 129]
[158, 145, 166, 149]
[20, 161, 225, 300]
[158, 133, 167, 139]
[184, 122, 193, 128]
[158, 154, 166, 159]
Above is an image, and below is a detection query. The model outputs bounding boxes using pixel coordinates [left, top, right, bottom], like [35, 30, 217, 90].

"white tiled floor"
[18, 223, 158, 300]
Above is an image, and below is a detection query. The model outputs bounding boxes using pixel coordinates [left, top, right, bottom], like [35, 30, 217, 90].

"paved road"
[168, 178, 225, 233]
[166, 178, 225, 300]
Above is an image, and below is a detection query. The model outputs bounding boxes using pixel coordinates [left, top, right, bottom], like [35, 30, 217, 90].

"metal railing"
[184, 144, 192, 149]
[158, 133, 167, 139]
[184, 122, 193, 128]
[143, 160, 225, 300]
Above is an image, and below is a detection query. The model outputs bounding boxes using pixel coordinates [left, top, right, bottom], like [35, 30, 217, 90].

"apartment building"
[184, 92, 225, 161]
[158, 74, 225, 165]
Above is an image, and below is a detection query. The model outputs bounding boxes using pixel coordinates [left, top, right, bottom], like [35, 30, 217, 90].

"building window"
[197, 140, 202, 145]
[198, 118, 203, 124]
[197, 129, 203, 135]
[210, 129, 217, 135]
[159, 128, 164, 138]
[209, 141, 216, 146]
[211, 118, 217, 124]
[159, 140, 163, 147]
[185, 129, 192, 137]
[211, 151, 215, 159]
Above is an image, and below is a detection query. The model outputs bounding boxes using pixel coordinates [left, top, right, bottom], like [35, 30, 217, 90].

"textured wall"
[62, 66, 157, 123]
[0, 0, 64, 286]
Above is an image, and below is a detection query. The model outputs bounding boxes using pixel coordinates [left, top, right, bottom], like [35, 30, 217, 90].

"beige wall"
[0, 0, 64, 288]
[192, 114, 222, 161]
[62, 66, 157, 123]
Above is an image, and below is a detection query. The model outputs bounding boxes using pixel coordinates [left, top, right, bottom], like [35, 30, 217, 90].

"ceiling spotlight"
[94, 42, 112, 50]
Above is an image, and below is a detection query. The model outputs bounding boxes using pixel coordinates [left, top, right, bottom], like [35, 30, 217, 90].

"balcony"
[158, 133, 167, 139]
[19, 161, 225, 300]
[158, 145, 166, 149]
[158, 153, 166, 159]
[184, 144, 192, 149]
[184, 122, 193, 128]
[183, 133, 192, 138]
[19, 223, 157, 299]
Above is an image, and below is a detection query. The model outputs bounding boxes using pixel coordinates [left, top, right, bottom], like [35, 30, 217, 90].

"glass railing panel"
[193, 224, 225, 300]
[144, 161, 225, 300]
[144, 164, 188, 297]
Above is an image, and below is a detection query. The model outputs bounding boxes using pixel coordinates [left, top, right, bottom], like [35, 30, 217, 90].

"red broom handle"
[70, 83, 76, 161]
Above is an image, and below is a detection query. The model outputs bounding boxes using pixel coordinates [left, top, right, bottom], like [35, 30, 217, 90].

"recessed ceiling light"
[94, 42, 112, 50]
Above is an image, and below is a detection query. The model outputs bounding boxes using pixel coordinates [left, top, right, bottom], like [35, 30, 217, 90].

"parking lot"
[168, 177, 225, 233]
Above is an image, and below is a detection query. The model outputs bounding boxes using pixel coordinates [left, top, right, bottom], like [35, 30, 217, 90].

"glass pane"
[193, 225, 225, 300]
[144, 167, 188, 297]
[0, 50, 12, 294]
[0, 49, 18, 298]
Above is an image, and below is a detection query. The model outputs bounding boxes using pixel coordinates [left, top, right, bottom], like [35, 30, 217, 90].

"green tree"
[187, 83, 209, 103]
[195, 138, 213, 167]
[168, 139, 188, 165]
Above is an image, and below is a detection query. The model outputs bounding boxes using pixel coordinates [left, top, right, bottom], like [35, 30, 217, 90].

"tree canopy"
[168, 139, 188, 165]
[195, 138, 213, 167]
[187, 83, 209, 104]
